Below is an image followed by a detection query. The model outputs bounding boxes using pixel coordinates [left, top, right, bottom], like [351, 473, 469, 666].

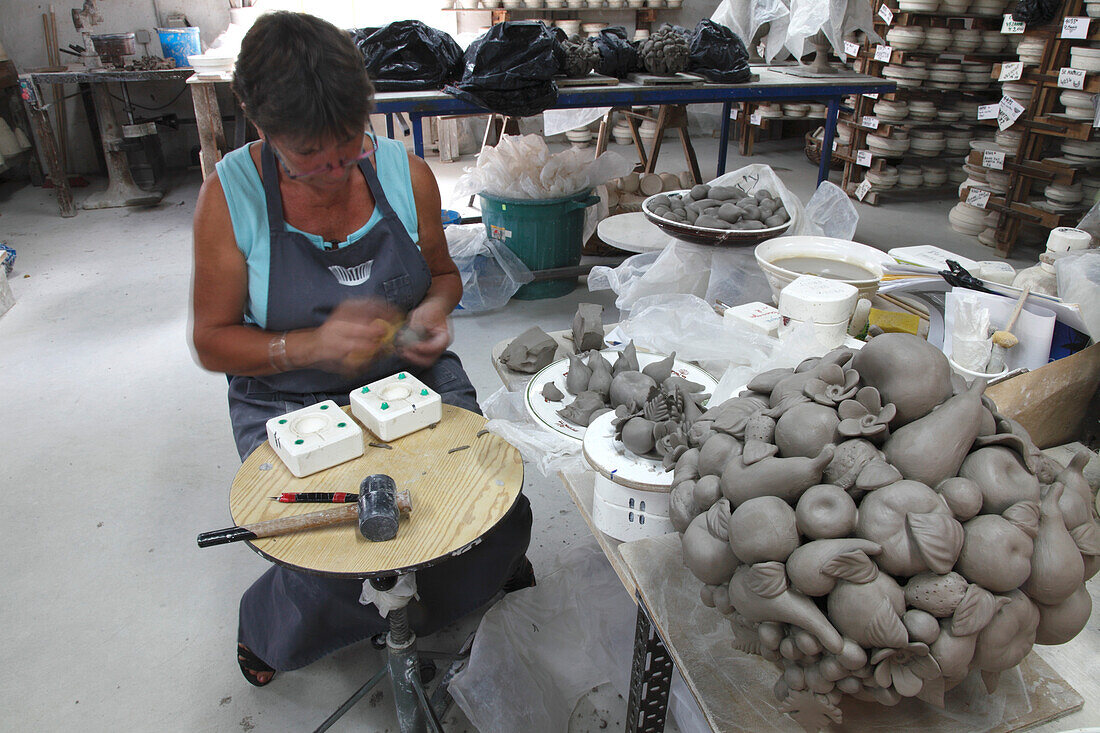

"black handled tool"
[271, 492, 358, 503]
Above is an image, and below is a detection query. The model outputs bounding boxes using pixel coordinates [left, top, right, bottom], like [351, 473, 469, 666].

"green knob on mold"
[398, 373, 406, 379]
[337, 422, 346, 428]
[319, 404, 328, 410]
[361, 387, 370, 393]
[294, 439, 304, 445]
[421, 389, 428, 396]
[381, 402, 389, 410]
[278, 419, 287, 424]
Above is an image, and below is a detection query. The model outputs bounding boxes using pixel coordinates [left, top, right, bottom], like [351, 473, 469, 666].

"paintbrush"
[985, 285, 1030, 373]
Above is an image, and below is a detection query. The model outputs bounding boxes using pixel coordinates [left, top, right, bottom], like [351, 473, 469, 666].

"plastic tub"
[479, 189, 598, 299]
[157, 27, 201, 67]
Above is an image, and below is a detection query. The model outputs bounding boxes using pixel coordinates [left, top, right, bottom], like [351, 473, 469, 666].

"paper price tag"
[1058, 67, 1087, 90]
[832, 140, 838, 151]
[966, 189, 991, 208]
[1062, 16, 1090, 39]
[982, 150, 1006, 170]
[879, 4, 894, 24]
[977, 103, 999, 120]
[874, 45, 893, 62]
[750, 112, 763, 125]
[844, 40, 861, 58]
[862, 115, 880, 129]
[1001, 14, 1025, 33]
[998, 95, 1026, 130]
[857, 150, 873, 167]
[864, 92, 880, 99]
[730, 107, 739, 120]
[856, 179, 872, 200]
[999, 61, 1023, 81]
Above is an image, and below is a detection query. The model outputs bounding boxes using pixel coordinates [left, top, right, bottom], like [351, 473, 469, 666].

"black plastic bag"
[445, 21, 565, 117]
[589, 27, 640, 78]
[352, 21, 463, 91]
[1011, 0, 1059, 25]
[688, 19, 752, 84]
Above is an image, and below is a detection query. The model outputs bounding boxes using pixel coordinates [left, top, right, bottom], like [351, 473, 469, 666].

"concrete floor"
[0, 136, 1040, 732]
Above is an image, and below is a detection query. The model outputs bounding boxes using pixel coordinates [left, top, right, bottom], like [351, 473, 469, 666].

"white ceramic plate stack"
[928, 63, 965, 90]
[939, 0, 970, 12]
[953, 29, 982, 53]
[1082, 175, 1100, 201]
[757, 103, 784, 118]
[955, 99, 980, 120]
[1069, 45, 1100, 72]
[922, 163, 948, 185]
[1062, 138, 1100, 162]
[566, 128, 593, 148]
[867, 132, 911, 157]
[897, 165, 924, 188]
[995, 128, 1023, 154]
[502, 0, 521, 8]
[910, 130, 946, 156]
[1002, 81, 1034, 108]
[945, 127, 974, 154]
[1045, 182, 1085, 210]
[582, 22, 609, 35]
[612, 119, 633, 145]
[865, 166, 900, 190]
[884, 64, 929, 88]
[949, 166, 969, 184]
[545, 0, 565, 6]
[874, 99, 909, 122]
[556, 19, 582, 35]
[961, 63, 993, 90]
[887, 26, 926, 51]
[807, 103, 827, 117]
[949, 202, 988, 235]
[937, 108, 963, 122]
[783, 103, 811, 117]
[900, 0, 939, 9]
[1018, 36, 1047, 65]
[970, 0, 1007, 16]
[985, 169, 1011, 193]
[1088, 1, 1100, 16]
[836, 124, 853, 146]
[924, 27, 953, 52]
[981, 30, 1007, 54]
[908, 99, 937, 121]
[1060, 90, 1097, 119]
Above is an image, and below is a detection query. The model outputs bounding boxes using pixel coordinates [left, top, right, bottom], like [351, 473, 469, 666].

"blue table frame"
[371, 66, 894, 186]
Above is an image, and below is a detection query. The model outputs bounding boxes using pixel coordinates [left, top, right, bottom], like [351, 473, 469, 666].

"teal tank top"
[215, 134, 420, 329]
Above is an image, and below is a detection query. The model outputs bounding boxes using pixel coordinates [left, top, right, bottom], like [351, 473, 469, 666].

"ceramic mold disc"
[582, 410, 674, 491]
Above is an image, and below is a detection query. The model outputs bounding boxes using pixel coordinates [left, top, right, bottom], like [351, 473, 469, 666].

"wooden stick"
[878, 293, 930, 321]
[1002, 284, 1031, 336]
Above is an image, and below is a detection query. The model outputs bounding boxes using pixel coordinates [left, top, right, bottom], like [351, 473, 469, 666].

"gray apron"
[230, 143, 531, 671]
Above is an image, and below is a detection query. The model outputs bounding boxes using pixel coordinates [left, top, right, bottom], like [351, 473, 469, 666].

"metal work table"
[22, 68, 192, 216]
[186, 67, 893, 186]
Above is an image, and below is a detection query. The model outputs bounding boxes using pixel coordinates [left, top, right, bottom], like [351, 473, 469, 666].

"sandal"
[237, 644, 276, 687]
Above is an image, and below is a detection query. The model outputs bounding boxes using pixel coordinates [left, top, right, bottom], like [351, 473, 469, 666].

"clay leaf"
[855, 459, 903, 491]
[776, 689, 843, 731]
[906, 512, 965, 575]
[742, 439, 779, 465]
[865, 598, 908, 649]
[705, 499, 733, 541]
[821, 550, 879, 584]
[1003, 500, 1040, 538]
[973, 430, 1041, 474]
[746, 561, 788, 598]
[1069, 521, 1100, 555]
[950, 584, 999, 637]
[916, 676, 946, 708]
[728, 612, 763, 656]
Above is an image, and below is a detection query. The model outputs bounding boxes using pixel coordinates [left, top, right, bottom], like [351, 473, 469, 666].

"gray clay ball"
[737, 219, 766, 230]
[708, 186, 738, 201]
[690, 184, 710, 200]
[764, 214, 787, 228]
[718, 203, 744, 223]
[695, 215, 733, 230]
[741, 204, 762, 221]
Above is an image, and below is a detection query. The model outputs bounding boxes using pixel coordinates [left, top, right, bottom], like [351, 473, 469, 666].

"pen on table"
[270, 492, 358, 503]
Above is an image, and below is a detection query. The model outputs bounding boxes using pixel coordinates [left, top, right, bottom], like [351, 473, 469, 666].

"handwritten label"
[966, 189, 991, 208]
[864, 92, 880, 99]
[874, 45, 893, 62]
[857, 150, 873, 167]
[1001, 14, 1025, 33]
[844, 40, 860, 58]
[856, 179, 872, 200]
[1062, 16, 1090, 39]
[730, 107, 739, 120]
[983, 150, 1006, 170]
[998, 95, 1026, 130]
[978, 103, 999, 120]
[750, 112, 762, 125]
[1058, 67, 1087, 90]
[862, 115, 880, 129]
[879, 4, 894, 24]
[999, 61, 1023, 81]
[832, 140, 838, 151]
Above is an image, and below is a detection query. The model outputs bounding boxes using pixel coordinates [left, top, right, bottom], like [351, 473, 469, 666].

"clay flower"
[777, 689, 843, 730]
[803, 365, 860, 407]
[838, 387, 897, 443]
[871, 642, 941, 698]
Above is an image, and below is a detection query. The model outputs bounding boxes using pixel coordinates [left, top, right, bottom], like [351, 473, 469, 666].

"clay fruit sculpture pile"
[638, 25, 691, 75]
[660, 333, 1097, 729]
[562, 35, 599, 78]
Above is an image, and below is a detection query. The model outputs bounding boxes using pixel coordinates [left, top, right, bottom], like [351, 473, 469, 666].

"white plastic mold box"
[266, 400, 365, 478]
[350, 372, 442, 442]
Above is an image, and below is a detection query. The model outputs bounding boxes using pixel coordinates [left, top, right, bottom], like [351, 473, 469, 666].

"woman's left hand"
[399, 299, 453, 367]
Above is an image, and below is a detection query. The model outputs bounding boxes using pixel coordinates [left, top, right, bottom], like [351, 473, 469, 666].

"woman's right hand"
[306, 299, 401, 375]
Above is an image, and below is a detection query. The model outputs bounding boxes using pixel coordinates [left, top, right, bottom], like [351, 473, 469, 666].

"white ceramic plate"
[525, 350, 718, 441]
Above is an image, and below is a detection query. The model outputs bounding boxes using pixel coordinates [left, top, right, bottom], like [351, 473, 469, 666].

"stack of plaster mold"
[606, 169, 694, 213]
[646, 332, 1098, 729]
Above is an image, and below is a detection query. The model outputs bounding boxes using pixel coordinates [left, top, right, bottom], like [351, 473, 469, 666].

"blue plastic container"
[157, 27, 201, 67]
[441, 209, 462, 228]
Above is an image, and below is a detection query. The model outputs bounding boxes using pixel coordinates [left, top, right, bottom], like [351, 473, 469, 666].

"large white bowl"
[754, 236, 894, 303]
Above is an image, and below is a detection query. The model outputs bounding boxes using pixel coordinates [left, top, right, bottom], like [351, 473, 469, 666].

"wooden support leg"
[191, 81, 226, 180]
[22, 81, 75, 217]
[628, 114, 648, 172]
[643, 105, 671, 175]
[594, 108, 614, 158]
[677, 125, 702, 185]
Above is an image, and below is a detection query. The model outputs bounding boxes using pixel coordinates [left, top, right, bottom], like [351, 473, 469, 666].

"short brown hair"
[231, 12, 374, 143]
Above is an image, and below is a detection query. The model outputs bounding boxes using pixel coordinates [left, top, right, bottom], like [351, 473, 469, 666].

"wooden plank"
[20, 79, 75, 217]
[228, 405, 524, 578]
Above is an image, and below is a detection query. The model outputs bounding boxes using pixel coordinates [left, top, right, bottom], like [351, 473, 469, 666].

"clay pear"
[956, 515, 1034, 592]
[1034, 584, 1092, 645]
[785, 538, 883, 596]
[682, 499, 740, 585]
[958, 446, 1040, 515]
[642, 351, 676, 384]
[697, 433, 742, 477]
[972, 590, 1040, 683]
[612, 340, 640, 376]
[882, 380, 986, 487]
[1054, 450, 1098, 530]
[1020, 483, 1084, 605]
[585, 353, 613, 400]
[775, 403, 840, 459]
[565, 352, 591, 395]
[728, 562, 845, 654]
[851, 333, 953, 426]
[670, 479, 701, 533]
[721, 446, 834, 507]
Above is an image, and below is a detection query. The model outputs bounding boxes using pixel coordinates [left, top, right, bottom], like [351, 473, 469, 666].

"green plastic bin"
[479, 189, 600, 300]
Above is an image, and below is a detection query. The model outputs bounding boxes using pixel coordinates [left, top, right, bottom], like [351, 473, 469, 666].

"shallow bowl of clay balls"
[642, 183, 794, 246]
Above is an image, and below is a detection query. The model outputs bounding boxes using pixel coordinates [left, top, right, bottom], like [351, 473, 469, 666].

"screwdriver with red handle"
[270, 492, 358, 503]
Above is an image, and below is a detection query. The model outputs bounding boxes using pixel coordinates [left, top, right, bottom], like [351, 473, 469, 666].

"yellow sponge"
[868, 308, 920, 335]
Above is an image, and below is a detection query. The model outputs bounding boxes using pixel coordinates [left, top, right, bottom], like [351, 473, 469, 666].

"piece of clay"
[747, 367, 795, 395]
[883, 380, 986, 487]
[823, 440, 882, 491]
[612, 341, 640, 376]
[854, 459, 903, 493]
[903, 609, 941, 645]
[903, 572, 969, 617]
[728, 562, 846, 654]
[796, 484, 859, 539]
[369, 442, 392, 450]
[564, 352, 591, 396]
[803, 365, 860, 407]
[775, 403, 841, 458]
[670, 479, 701, 533]
[557, 391, 607, 426]
[642, 351, 676, 384]
[571, 303, 605, 353]
[499, 326, 558, 373]
[585, 351, 613, 400]
[1020, 483, 1084, 605]
[727, 497, 800, 564]
[950, 583, 1004, 637]
[837, 387, 895, 443]
[608, 371, 658, 412]
[855, 480, 961, 576]
[935, 477, 983, 521]
[972, 589, 1040, 683]
[786, 538, 883, 596]
[827, 571, 907, 649]
[929, 622, 978, 687]
[1034, 584, 1092, 645]
[956, 514, 1034, 592]
[851, 333, 954, 426]
[683, 499, 740, 585]
[447, 445, 470, 454]
[620, 417, 657, 455]
[692, 474, 723, 511]
[958, 446, 1040, 514]
[721, 446, 834, 506]
[1054, 450, 1097, 530]
[673, 447, 701, 484]
[697, 433, 742, 476]
[542, 382, 564, 401]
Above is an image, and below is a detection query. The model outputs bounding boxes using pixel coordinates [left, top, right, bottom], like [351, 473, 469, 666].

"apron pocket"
[383, 275, 414, 311]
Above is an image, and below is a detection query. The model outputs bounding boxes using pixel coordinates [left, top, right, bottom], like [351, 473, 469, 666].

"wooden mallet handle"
[197, 503, 360, 548]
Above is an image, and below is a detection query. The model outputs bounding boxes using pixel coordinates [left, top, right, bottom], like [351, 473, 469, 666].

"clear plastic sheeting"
[481, 386, 586, 478]
[446, 224, 534, 314]
[712, 0, 791, 62]
[452, 134, 634, 201]
[803, 181, 859, 240]
[1055, 251, 1100, 340]
[711, 0, 878, 63]
[543, 107, 611, 138]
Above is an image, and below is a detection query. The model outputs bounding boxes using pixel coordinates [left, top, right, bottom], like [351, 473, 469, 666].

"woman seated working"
[190, 11, 533, 686]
